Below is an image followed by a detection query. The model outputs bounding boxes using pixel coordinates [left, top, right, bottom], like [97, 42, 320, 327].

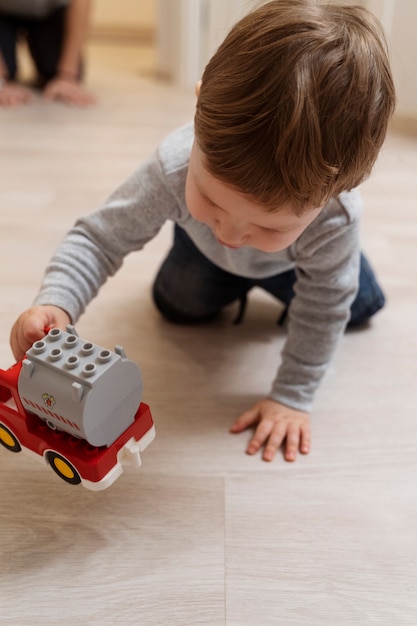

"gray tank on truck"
[17, 326, 143, 447]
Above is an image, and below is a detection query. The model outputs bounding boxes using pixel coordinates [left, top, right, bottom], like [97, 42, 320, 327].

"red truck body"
[0, 360, 155, 490]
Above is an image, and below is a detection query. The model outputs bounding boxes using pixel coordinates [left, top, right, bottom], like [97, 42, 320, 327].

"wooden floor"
[0, 41, 416, 626]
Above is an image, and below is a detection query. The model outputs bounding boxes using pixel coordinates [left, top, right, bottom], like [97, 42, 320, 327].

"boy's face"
[185, 142, 323, 253]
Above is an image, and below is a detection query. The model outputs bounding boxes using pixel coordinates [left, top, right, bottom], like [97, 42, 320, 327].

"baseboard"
[89, 25, 155, 46]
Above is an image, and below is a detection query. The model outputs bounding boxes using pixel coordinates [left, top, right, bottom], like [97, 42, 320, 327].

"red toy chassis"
[0, 361, 155, 491]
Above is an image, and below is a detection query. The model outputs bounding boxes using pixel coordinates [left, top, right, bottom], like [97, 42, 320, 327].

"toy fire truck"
[0, 326, 155, 490]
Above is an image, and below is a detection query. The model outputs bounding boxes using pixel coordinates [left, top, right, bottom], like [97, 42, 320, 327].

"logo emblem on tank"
[42, 393, 56, 409]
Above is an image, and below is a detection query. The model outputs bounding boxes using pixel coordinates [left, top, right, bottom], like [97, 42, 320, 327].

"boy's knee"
[152, 280, 218, 325]
[347, 254, 386, 328]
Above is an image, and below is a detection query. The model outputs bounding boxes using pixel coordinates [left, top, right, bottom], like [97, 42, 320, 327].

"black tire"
[45, 451, 82, 485]
[0, 423, 22, 452]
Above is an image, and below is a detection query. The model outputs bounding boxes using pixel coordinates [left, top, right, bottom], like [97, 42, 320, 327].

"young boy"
[10, 1, 395, 462]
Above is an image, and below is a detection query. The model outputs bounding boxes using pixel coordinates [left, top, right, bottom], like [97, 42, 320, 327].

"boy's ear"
[195, 81, 202, 98]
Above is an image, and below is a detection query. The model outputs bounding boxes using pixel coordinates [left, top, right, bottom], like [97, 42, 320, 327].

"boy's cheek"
[187, 196, 211, 226]
[256, 232, 300, 253]
[184, 189, 197, 219]
[185, 195, 200, 221]
[184, 175, 197, 216]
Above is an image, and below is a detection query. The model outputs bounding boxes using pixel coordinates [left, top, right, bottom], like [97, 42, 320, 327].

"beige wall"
[91, 0, 156, 31]
[389, 1, 417, 122]
[341, 0, 417, 128]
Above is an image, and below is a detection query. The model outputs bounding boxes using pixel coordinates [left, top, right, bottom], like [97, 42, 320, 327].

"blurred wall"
[155, 0, 417, 130]
[388, 2, 417, 127]
[91, 0, 156, 40]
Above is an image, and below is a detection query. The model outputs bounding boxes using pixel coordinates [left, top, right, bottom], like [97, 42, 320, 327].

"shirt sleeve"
[33, 152, 182, 322]
[269, 196, 361, 411]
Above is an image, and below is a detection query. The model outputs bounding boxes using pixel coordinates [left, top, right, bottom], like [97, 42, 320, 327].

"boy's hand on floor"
[230, 398, 311, 462]
[10, 305, 71, 362]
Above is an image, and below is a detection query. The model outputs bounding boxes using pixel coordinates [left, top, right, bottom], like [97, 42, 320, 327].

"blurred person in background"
[0, 0, 96, 106]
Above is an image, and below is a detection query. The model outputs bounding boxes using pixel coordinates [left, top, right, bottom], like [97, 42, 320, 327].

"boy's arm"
[270, 215, 360, 411]
[32, 156, 182, 323]
[10, 149, 186, 359]
[231, 196, 361, 461]
[10, 126, 192, 360]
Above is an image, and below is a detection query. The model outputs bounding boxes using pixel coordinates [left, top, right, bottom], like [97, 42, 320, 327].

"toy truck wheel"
[0, 423, 22, 452]
[45, 451, 81, 485]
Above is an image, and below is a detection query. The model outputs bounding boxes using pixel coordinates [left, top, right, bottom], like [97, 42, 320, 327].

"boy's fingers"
[300, 425, 311, 454]
[230, 407, 259, 432]
[284, 426, 300, 462]
[260, 420, 288, 461]
[231, 400, 311, 462]
[247, 419, 277, 455]
[21, 316, 51, 348]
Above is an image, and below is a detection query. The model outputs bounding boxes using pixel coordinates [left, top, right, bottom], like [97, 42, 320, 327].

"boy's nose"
[215, 219, 248, 247]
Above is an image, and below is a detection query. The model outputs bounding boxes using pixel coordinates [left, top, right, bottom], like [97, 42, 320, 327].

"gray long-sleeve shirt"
[34, 123, 361, 411]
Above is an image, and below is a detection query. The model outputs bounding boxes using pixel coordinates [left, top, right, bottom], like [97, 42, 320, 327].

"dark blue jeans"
[152, 225, 385, 328]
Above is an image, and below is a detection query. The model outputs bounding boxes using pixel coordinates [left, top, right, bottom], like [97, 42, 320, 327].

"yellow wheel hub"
[0, 426, 15, 448]
[53, 457, 75, 479]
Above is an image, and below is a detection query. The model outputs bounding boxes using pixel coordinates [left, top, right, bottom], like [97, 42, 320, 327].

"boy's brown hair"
[194, 0, 396, 212]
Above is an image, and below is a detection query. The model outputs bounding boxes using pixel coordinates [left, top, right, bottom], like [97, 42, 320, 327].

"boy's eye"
[261, 226, 280, 235]
[200, 191, 217, 207]
[203, 195, 216, 207]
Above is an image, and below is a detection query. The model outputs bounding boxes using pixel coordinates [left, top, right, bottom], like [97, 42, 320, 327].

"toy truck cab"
[0, 327, 155, 490]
